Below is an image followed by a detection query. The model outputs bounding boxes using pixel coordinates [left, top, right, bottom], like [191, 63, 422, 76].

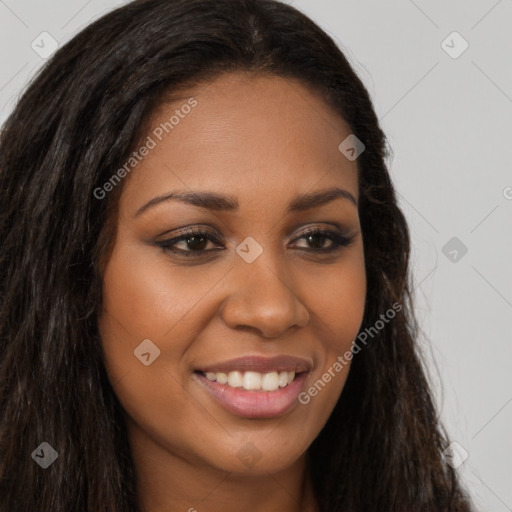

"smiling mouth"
[193, 369, 309, 419]
[194, 369, 301, 392]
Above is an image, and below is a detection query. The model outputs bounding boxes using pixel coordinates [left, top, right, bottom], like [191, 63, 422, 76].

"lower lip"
[194, 372, 308, 419]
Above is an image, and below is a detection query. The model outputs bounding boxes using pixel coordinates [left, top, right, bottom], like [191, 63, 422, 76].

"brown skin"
[98, 71, 366, 512]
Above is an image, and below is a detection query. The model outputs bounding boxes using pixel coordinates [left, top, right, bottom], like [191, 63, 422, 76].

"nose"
[219, 251, 310, 338]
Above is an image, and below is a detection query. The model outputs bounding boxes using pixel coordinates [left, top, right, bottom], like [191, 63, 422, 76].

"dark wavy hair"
[0, 0, 475, 510]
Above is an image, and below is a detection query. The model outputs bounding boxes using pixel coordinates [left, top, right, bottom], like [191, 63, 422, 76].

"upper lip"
[196, 355, 313, 374]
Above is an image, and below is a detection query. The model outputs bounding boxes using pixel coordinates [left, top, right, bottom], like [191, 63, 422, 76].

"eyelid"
[291, 222, 344, 238]
[159, 221, 348, 241]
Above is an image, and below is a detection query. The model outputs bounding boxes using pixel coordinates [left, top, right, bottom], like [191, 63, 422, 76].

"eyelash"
[156, 227, 355, 258]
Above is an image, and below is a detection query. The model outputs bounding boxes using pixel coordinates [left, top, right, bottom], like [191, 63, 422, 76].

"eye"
[155, 226, 355, 258]
[156, 228, 223, 257]
[291, 228, 355, 253]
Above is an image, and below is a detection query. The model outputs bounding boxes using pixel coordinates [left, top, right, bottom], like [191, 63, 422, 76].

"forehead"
[119, 71, 358, 214]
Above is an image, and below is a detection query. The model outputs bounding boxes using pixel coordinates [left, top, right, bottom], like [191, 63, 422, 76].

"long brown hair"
[0, 0, 475, 510]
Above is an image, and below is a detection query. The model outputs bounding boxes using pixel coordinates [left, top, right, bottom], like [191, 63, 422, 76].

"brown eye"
[156, 229, 223, 257]
[182, 234, 209, 251]
[156, 227, 354, 259]
[304, 232, 332, 249]
[292, 228, 354, 253]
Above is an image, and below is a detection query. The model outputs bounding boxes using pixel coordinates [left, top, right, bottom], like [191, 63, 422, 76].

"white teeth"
[202, 370, 297, 391]
[227, 371, 243, 388]
[217, 372, 228, 384]
[261, 371, 279, 391]
[243, 371, 261, 390]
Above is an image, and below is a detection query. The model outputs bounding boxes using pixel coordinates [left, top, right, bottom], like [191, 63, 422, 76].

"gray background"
[1, 0, 511, 509]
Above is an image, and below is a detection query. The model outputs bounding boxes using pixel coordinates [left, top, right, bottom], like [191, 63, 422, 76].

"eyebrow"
[134, 186, 357, 217]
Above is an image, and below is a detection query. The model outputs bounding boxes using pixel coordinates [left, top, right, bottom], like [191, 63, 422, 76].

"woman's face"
[99, 71, 366, 476]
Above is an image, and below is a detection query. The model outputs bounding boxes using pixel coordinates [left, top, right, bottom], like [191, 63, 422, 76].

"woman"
[0, 0, 475, 510]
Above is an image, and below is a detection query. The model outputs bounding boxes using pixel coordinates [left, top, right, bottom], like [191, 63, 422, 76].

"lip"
[194, 371, 309, 419]
[195, 354, 313, 374]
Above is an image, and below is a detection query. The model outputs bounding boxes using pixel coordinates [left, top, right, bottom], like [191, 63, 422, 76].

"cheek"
[97, 247, 211, 455]
[97, 245, 190, 393]
[304, 246, 366, 346]
[299, 247, 366, 411]
[99, 241, 227, 348]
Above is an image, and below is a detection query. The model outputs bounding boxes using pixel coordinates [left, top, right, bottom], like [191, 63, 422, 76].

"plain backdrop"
[1, 1, 511, 510]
